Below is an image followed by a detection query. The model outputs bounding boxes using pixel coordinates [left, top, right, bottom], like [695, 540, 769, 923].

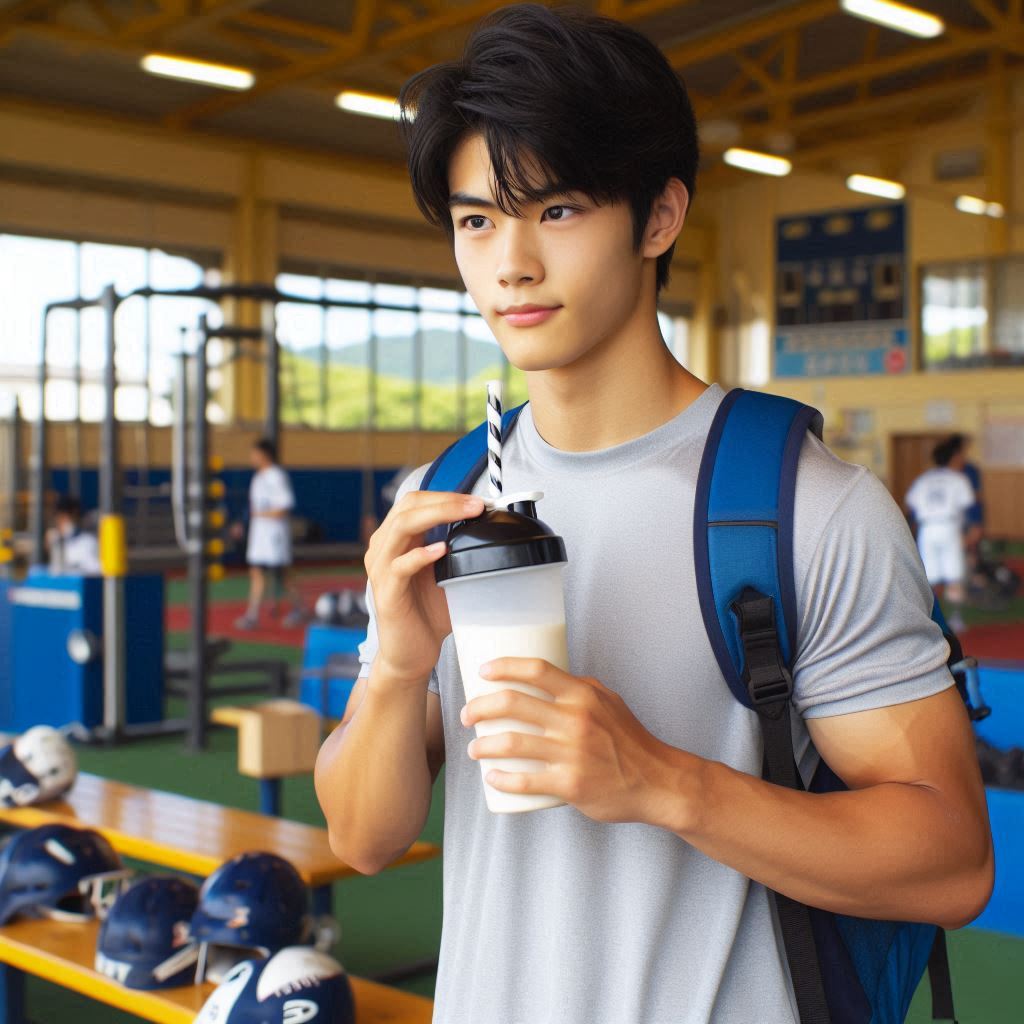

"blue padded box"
[299, 623, 365, 718]
[5, 572, 163, 732]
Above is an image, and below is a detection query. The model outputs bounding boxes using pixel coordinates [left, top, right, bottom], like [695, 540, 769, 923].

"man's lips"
[498, 305, 562, 327]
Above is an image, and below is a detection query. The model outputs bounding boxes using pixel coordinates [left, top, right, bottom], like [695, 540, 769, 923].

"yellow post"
[99, 514, 127, 577]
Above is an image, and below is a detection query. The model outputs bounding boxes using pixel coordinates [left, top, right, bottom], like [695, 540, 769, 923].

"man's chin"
[497, 339, 582, 374]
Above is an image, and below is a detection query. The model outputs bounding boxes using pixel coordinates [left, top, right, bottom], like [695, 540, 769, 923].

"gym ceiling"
[0, 0, 1021, 177]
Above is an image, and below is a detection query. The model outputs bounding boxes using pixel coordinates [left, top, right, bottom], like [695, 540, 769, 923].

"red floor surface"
[961, 624, 1024, 663]
[166, 579, 365, 646]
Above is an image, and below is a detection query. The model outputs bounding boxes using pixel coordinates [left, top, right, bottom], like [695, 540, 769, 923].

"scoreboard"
[774, 204, 909, 378]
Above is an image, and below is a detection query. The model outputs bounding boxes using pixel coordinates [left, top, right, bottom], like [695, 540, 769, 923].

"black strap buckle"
[731, 589, 793, 708]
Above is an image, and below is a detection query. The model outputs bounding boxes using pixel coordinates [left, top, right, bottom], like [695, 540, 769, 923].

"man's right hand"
[364, 490, 485, 689]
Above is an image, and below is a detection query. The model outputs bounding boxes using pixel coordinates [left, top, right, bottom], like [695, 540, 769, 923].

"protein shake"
[435, 381, 570, 813]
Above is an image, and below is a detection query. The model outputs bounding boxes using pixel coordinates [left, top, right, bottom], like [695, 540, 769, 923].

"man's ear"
[642, 178, 689, 260]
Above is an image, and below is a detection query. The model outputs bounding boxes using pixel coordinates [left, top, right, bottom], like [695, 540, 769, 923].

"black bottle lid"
[434, 491, 567, 583]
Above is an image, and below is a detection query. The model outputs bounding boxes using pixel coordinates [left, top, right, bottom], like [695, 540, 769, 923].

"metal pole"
[7, 400, 20, 538]
[70, 249, 82, 501]
[99, 284, 126, 741]
[187, 316, 210, 752]
[171, 352, 190, 553]
[98, 285, 120, 516]
[262, 302, 279, 452]
[30, 309, 50, 565]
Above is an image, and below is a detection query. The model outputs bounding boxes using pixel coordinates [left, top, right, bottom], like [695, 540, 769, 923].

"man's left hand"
[461, 657, 696, 827]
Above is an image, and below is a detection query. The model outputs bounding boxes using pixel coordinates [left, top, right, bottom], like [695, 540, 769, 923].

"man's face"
[250, 448, 267, 471]
[448, 133, 646, 373]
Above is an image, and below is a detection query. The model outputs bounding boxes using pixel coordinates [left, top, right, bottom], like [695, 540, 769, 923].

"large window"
[276, 269, 685, 431]
[0, 233, 215, 423]
[276, 271, 528, 431]
[921, 255, 1024, 370]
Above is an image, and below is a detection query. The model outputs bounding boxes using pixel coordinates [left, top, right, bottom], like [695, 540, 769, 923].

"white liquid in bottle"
[453, 621, 569, 813]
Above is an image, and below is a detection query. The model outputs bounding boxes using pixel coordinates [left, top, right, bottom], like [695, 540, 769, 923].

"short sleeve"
[956, 473, 975, 511]
[266, 468, 295, 511]
[356, 463, 441, 696]
[792, 462, 954, 719]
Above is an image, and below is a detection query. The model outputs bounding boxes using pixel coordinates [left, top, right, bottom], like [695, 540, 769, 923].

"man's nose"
[496, 224, 543, 287]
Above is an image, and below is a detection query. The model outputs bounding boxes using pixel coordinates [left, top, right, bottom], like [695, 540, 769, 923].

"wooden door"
[889, 433, 950, 507]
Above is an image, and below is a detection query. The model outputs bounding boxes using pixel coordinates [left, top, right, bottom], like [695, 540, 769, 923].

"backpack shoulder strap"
[422, 403, 527, 495]
[693, 387, 823, 705]
[694, 387, 830, 1024]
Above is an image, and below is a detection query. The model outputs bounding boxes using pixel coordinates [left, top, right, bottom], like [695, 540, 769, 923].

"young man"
[233, 438, 304, 630]
[905, 437, 977, 632]
[46, 494, 100, 574]
[315, 7, 992, 1023]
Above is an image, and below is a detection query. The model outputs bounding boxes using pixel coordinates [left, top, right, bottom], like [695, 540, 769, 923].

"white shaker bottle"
[435, 492, 569, 813]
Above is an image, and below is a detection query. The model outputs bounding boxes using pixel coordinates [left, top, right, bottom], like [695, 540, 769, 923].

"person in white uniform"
[905, 436, 976, 630]
[46, 495, 100, 575]
[233, 438, 304, 630]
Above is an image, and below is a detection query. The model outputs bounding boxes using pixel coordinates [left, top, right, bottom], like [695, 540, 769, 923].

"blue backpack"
[424, 386, 983, 1024]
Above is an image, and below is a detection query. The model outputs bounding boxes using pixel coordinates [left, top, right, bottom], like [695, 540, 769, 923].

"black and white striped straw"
[486, 379, 503, 498]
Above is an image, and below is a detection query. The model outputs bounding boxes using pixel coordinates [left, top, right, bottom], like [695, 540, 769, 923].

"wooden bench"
[0, 917, 433, 1024]
[0, 772, 440, 918]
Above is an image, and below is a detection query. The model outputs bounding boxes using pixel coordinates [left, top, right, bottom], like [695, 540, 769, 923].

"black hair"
[933, 439, 958, 467]
[948, 433, 967, 456]
[55, 494, 81, 517]
[399, 3, 698, 293]
[253, 438, 277, 463]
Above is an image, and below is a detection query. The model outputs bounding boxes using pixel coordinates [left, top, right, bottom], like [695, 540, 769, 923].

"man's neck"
[524, 315, 708, 453]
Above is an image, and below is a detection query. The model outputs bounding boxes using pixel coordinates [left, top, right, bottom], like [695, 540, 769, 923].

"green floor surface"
[164, 564, 364, 607]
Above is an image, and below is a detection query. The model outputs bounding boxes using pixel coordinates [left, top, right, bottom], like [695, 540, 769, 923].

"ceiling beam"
[86, 0, 121, 34]
[0, 0, 64, 44]
[617, 0, 698, 20]
[382, 2, 418, 29]
[699, 28, 999, 120]
[231, 10, 352, 50]
[210, 23, 302, 62]
[734, 50, 778, 95]
[663, 0, 836, 69]
[116, 0, 267, 44]
[968, 0, 1007, 29]
[164, 0, 510, 128]
[777, 69, 992, 143]
[166, 0, 706, 128]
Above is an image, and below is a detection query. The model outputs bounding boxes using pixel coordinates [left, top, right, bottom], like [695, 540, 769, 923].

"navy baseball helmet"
[195, 947, 355, 1024]
[191, 851, 311, 983]
[0, 823, 130, 924]
[95, 875, 200, 990]
[0, 726, 77, 808]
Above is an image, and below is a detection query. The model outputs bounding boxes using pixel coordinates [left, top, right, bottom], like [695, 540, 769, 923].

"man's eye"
[461, 215, 491, 230]
[543, 206, 577, 221]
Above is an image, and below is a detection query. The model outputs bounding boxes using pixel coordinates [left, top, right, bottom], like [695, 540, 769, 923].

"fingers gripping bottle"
[435, 492, 569, 814]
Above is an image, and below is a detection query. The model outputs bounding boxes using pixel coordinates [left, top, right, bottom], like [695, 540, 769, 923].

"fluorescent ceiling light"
[846, 173, 906, 200]
[955, 195, 1006, 218]
[141, 53, 254, 90]
[336, 90, 401, 121]
[840, 0, 944, 39]
[955, 195, 988, 216]
[723, 147, 792, 177]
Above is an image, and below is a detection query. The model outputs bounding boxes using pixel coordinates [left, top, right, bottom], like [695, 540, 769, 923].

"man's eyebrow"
[448, 192, 497, 209]
[448, 186, 579, 210]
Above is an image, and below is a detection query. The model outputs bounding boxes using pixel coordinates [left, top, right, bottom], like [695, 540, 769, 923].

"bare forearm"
[314, 665, 433, 874]
[656, 750, 991, 929]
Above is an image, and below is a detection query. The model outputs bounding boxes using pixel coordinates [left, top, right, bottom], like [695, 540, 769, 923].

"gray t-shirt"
[358, 383, 953, 1024]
